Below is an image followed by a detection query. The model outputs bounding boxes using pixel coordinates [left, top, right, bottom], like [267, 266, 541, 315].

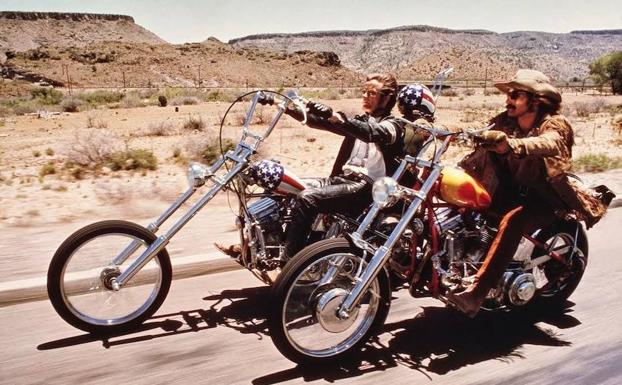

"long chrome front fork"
[111, 150, 252, 288]
[105, 92, 287, 290]
[337, 167, 442, 318]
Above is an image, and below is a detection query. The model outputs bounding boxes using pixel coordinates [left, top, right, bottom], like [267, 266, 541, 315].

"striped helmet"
[398, 83, 436, 121]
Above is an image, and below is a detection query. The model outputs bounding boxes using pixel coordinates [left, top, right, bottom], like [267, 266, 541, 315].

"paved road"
[1, 210, 621, 385]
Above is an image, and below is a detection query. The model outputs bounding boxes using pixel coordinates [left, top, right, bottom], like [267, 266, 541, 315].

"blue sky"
[1, 0, 620, 43]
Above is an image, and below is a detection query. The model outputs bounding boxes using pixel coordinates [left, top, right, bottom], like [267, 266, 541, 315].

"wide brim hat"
[494, 69, 561, 103]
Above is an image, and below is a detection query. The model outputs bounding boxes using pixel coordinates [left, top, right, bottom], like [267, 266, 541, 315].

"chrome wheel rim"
[281, 252, 380, 358]
[60, 233, 163, 327]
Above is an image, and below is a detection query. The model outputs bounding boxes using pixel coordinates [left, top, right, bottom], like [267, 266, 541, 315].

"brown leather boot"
[446, 286, 488, 318]
[214, 243, 242, 259]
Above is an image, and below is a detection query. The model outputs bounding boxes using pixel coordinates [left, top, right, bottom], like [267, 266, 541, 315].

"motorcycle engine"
[435, 208, 497, 263]
[246, 197, 285, 259]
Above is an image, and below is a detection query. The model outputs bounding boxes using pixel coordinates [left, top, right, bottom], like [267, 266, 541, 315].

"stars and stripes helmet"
[397, 83, 436, 122]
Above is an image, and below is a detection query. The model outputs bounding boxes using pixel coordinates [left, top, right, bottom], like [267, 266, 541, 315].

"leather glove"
[257, 92, 274, 105]
[475, 130, 510, 154]
[307, 101, 333, 120]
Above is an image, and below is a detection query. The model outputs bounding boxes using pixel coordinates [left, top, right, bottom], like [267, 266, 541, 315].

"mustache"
[506, 105, 516, 110]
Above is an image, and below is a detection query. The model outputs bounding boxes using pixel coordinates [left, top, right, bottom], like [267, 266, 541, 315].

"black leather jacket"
[292, 110, 406, 177]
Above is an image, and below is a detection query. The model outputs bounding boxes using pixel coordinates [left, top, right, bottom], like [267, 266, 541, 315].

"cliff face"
[0, 11, 166, 62]
[0, 11, 135, 22]
[231, 25, 622, 81]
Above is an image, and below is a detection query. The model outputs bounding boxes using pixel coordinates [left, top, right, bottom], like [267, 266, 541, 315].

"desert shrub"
[63, 162, 85, 180]
[78, 90, 124, 105]
[120, 93, 145, 109]
[185, 136, 236, 163]
[32, 150, 41, 157]
[574, 99, 608, 117]
[182, 115, 207, 131]
[158, 95, 168, 107]
[138, 89, 158, 99]
[145, 121, 176, 136]
[30, 87, 63, 105]
[45, 148, 54, 156]
[12, 101, 38, 115]
[61, 97, 82, 112]
[204, 89, 240, 103]
[0, 105, 10, 117]
[612, 114, 622, 134]
[85, 114, 108, 129]
[464, 88, 475, 96]
[39, 161, 57, 177]
[441, 88, 459, 97]
[107, 148, 158, 171]
[170, 96, 200, 106]
[572, 153, 622, 172]
[62, 129, 122, 168]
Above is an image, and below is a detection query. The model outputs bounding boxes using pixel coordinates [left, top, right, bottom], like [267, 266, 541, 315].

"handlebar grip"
[257, 92, 274, 106]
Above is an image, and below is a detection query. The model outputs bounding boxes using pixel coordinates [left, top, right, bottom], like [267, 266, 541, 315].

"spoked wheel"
[269, 238, 391, 365]
[531, 220, 588, 308]
[47, 220, 172, 334]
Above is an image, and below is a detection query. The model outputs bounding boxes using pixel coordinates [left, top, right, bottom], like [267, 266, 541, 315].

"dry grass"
[62, 129, 122, 167]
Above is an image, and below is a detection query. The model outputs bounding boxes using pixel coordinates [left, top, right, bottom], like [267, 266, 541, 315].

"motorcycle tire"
[47, 220, 172, 334]
[530, 219, 588, 309]
[269, 238, 391, 366]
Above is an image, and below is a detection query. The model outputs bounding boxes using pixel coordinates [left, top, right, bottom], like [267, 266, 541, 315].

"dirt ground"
[1, 91, 622, 282]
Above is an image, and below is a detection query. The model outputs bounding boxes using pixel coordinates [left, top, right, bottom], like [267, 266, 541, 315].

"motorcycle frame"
[109, 91, 288, 289]
[336, 125, 582, 317]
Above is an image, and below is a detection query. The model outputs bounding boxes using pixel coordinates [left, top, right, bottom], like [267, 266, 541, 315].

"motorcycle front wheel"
[47, 220, 172, 334]
[269, 238, 391, 365]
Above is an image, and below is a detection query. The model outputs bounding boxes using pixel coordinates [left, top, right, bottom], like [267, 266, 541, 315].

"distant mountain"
[3, 40, 361, 88]
[230, 25, 622, 81]
[0, 12, 361, 88]
[0, 11, 166, 62]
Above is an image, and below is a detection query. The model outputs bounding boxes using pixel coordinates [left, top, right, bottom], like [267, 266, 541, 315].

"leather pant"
[475, 187, 559, 293]
[283, 175, 372, 259]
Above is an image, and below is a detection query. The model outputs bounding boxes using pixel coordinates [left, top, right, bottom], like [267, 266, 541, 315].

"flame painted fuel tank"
[438, 167, 491, 209]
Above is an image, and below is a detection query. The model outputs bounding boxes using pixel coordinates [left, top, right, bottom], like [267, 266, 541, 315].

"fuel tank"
[248, 160, 307, 196]
[438, 167, 491, 210]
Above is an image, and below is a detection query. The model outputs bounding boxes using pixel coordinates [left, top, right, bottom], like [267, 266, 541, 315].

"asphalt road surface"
[1, 210, 621, 385]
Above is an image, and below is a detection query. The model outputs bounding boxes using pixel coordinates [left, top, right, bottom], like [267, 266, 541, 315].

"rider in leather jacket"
[281, 73, 404, 259]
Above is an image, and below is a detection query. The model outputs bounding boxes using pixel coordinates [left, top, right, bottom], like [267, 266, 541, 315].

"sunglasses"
[507, 90, 531, 100]
[362, 89, 379, 97]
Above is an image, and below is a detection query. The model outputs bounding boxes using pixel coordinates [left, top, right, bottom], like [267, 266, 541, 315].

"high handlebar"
[396, 117, 494, 140]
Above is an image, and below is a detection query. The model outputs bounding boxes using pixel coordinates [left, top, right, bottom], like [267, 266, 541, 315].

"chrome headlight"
[187, 162, 210, 187]
[372, 177, 399, 207]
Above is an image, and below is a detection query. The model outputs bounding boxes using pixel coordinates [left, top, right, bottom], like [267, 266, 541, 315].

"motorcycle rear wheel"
[47, 220, 172, 334]
[531, 220, 588, 308]
[269, 238, 391, 365]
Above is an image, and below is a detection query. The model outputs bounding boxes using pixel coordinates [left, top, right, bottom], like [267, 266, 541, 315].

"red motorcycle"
[268, 123, 601, 365]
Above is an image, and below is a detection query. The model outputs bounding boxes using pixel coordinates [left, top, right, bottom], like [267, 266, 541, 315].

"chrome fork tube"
[114, 148, 253, 287]
[112, 187, 197, 266]
[338, 166, 442, 317]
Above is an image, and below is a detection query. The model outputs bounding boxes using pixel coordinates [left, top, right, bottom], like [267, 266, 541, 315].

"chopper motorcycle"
[268, 122, 611, 365]
[47, 90, 361, 334]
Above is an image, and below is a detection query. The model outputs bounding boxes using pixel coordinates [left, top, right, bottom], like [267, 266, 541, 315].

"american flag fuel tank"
[248, 160, 307, 195]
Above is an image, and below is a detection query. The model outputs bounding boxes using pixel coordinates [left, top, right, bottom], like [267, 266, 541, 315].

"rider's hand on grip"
[474, 130, 510, 154]
[307, 101, 333, 120]
[257, 92, 274, 106]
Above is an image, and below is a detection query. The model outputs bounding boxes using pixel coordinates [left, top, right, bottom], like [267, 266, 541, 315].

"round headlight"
[372, 177, 399, 206]
[187, 162, 210, 187]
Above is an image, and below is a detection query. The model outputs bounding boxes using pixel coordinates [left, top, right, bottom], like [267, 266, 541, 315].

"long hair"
[366, 73, 398, 115]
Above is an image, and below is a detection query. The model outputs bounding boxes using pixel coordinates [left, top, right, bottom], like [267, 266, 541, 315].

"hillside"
[230, 25, 622, 81]
[2, 39, 361, 88]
